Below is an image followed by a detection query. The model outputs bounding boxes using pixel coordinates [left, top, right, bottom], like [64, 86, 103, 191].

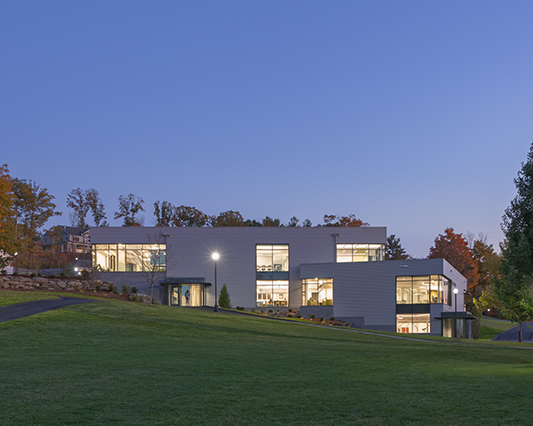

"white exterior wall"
[300, 259, 467, 333]
[90, 226, 387, 306]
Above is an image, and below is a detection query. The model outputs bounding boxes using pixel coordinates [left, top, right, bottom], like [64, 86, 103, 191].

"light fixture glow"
[453, 288, 459, 294]
[212, 252, 219, 260]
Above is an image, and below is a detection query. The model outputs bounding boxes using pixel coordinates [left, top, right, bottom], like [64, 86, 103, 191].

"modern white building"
[90, 226, 471, 337]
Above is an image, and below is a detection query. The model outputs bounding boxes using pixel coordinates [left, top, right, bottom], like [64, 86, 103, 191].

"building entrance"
[170, 284, 204, 307]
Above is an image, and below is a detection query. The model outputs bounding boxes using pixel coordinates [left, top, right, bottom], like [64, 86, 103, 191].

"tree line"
[2, 139, 533, 341]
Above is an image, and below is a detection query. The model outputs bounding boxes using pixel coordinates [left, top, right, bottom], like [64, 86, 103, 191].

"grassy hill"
[1, 299, 532, 425]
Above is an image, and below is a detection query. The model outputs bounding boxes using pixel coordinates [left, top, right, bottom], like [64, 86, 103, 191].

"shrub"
[330, 317, 335, 321]
[30, 273, 36, 278]
[50, 274, 56, 278]
[297, 314, 302, 318]
[236, 306, 245, 311]
[37, 273, 42, 277]
[108, 283, 116, 293]
[261, 309, 264, 313]
[13, 272, 18, 276]
[81, 270, 90, 278]
[251, 309, 255, 312]
[218, 284, 230, 309]
[131, 287, 138, 294]
[1, 270, 6, 275]
[122, 285, 130, 294]
[130, 295, 138, 302]
[59, 272, 67, 278]
[320, 317, 325, 323]
[268, 309, 273, 313]
[95, 284, 102, 291]
[309, 314, 315, 319]
[288, 308, 292, 312]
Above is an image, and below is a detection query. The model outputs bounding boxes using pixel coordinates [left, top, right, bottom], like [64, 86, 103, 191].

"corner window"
[336, 244, 384, 262]
[396, 275, 450, 305]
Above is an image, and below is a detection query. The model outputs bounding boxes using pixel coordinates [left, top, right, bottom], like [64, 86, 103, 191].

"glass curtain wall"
[256, 245, 289, 271]
[256, 245, 289, 307]
[92, 244, 166, 272]
[396, 275, 450, 305]
[336, 244, 385, 262]
[301, 278, 333, 306]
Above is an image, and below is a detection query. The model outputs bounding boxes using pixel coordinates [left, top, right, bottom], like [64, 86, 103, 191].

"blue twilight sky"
[1, 0, 533, 257]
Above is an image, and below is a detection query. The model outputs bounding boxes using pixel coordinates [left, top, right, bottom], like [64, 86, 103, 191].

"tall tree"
[287, 216, 299, 227]
[212, 210, 245, 227]
[323, 214, 369, 227]
[0, 164, 16, 260]
[302, 218, 312, 227]
[173, 205, 210, 227]
[428, 228, 479, 292]
[153, 201, 174, 227]
[262, 216, 282, 227]
[86, 188, 107, 226]
[498, 143, 533, 341]
[114, 194, 145, 227]
[13, 178, 61, 243]
[385, 234, 409, 260]
[66, 188, 90, 229]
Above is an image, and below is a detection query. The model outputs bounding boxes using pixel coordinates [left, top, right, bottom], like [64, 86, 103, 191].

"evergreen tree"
[218, 284, 230, 308]
[498, 142, 533, 341]
[385, 234, 409, 260]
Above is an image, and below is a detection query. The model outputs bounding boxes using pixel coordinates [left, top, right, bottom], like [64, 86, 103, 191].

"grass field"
[479, 315, 517, 340]
[1, 299, 532, 425]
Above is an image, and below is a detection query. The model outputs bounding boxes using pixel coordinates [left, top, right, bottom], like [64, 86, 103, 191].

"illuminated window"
[256, 280, 289, 308]
[256, 245, 288, 272]
[301, 278, 333, 306]
[396, 275, 451, 305]
[336, 244, 384, 262]
[397, 314, 431, 334]
[92, 244, 166, 272]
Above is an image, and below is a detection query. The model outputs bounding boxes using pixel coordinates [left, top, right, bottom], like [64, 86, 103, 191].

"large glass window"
[396, 275, 451, 306]
[256, 245, 288, 272]
[256, 280, 289, 308]
[336, 244, 384, 262]
[92, 244, 166, 272]
[397, 314, 431, 334]
[301, 278, 333, 306]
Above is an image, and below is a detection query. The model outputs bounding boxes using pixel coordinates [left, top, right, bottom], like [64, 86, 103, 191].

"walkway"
[0, 297, 98, 323]
[492, 321, 533, 342]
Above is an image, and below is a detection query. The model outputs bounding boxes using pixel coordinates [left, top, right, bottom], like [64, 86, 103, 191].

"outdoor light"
[212, 252, 219, 312]
[453, 288, 459, 338]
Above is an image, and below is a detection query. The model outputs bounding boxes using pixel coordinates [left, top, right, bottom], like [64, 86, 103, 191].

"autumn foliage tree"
[114, 194, 145, 227]
[428, 228, 479, 292]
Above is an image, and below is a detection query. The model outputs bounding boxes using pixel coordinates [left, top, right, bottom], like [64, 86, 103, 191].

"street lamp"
[453, 287, 459, 338]
[212, 252, 219, 312]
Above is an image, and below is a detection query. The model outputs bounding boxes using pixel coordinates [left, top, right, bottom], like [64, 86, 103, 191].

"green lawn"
[0, 290, 60, 307]
[1, 300, 532, 425]
[0, 290, 113, 307]
[479, 315, 517, 340]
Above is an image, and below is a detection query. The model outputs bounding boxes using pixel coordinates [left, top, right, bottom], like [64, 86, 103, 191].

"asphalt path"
[492, 321, 533, 342]
[0, 297, 98, 323]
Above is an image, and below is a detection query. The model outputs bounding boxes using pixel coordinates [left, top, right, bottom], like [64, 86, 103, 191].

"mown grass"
[479, 315, 517, 340]
[1, 300, 532, 425]
[0, 290, 115, 307]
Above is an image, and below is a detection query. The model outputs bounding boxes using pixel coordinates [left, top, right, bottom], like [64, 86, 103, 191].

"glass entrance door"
[171, 284, 204, 307]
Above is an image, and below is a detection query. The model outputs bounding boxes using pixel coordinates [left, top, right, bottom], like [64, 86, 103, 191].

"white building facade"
[90, 226, 470, 337]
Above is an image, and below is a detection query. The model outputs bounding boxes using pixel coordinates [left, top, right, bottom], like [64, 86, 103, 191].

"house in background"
[90, 226, 472, 337]
[41, 226, 91, 254]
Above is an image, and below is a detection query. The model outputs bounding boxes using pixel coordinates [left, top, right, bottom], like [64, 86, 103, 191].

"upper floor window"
[396, 275, 451, 305]
[256, 245, 288, 272]
[336, 244, 384, 262]
[92, 244, 166, 272]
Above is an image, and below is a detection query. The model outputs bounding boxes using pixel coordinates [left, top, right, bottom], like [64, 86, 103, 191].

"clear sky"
[2, 0, 533, 258]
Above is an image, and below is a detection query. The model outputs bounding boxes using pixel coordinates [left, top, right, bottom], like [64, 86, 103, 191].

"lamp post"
[453, 287, 459, 338]
[212, 252, 219, 312]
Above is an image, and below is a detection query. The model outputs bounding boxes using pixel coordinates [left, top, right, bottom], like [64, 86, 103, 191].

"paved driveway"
[0, 297, 98, 323]
[492, 321, 533, 342]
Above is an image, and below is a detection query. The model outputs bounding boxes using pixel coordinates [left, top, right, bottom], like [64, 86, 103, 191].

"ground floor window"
[301, 278, 333, 306]
[396, 313, 431, 334]
[256, 280, 289, 307]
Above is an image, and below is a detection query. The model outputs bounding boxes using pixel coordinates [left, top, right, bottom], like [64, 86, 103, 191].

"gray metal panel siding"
[89, 226, 387, 308]
[300, 259, 466, 328]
